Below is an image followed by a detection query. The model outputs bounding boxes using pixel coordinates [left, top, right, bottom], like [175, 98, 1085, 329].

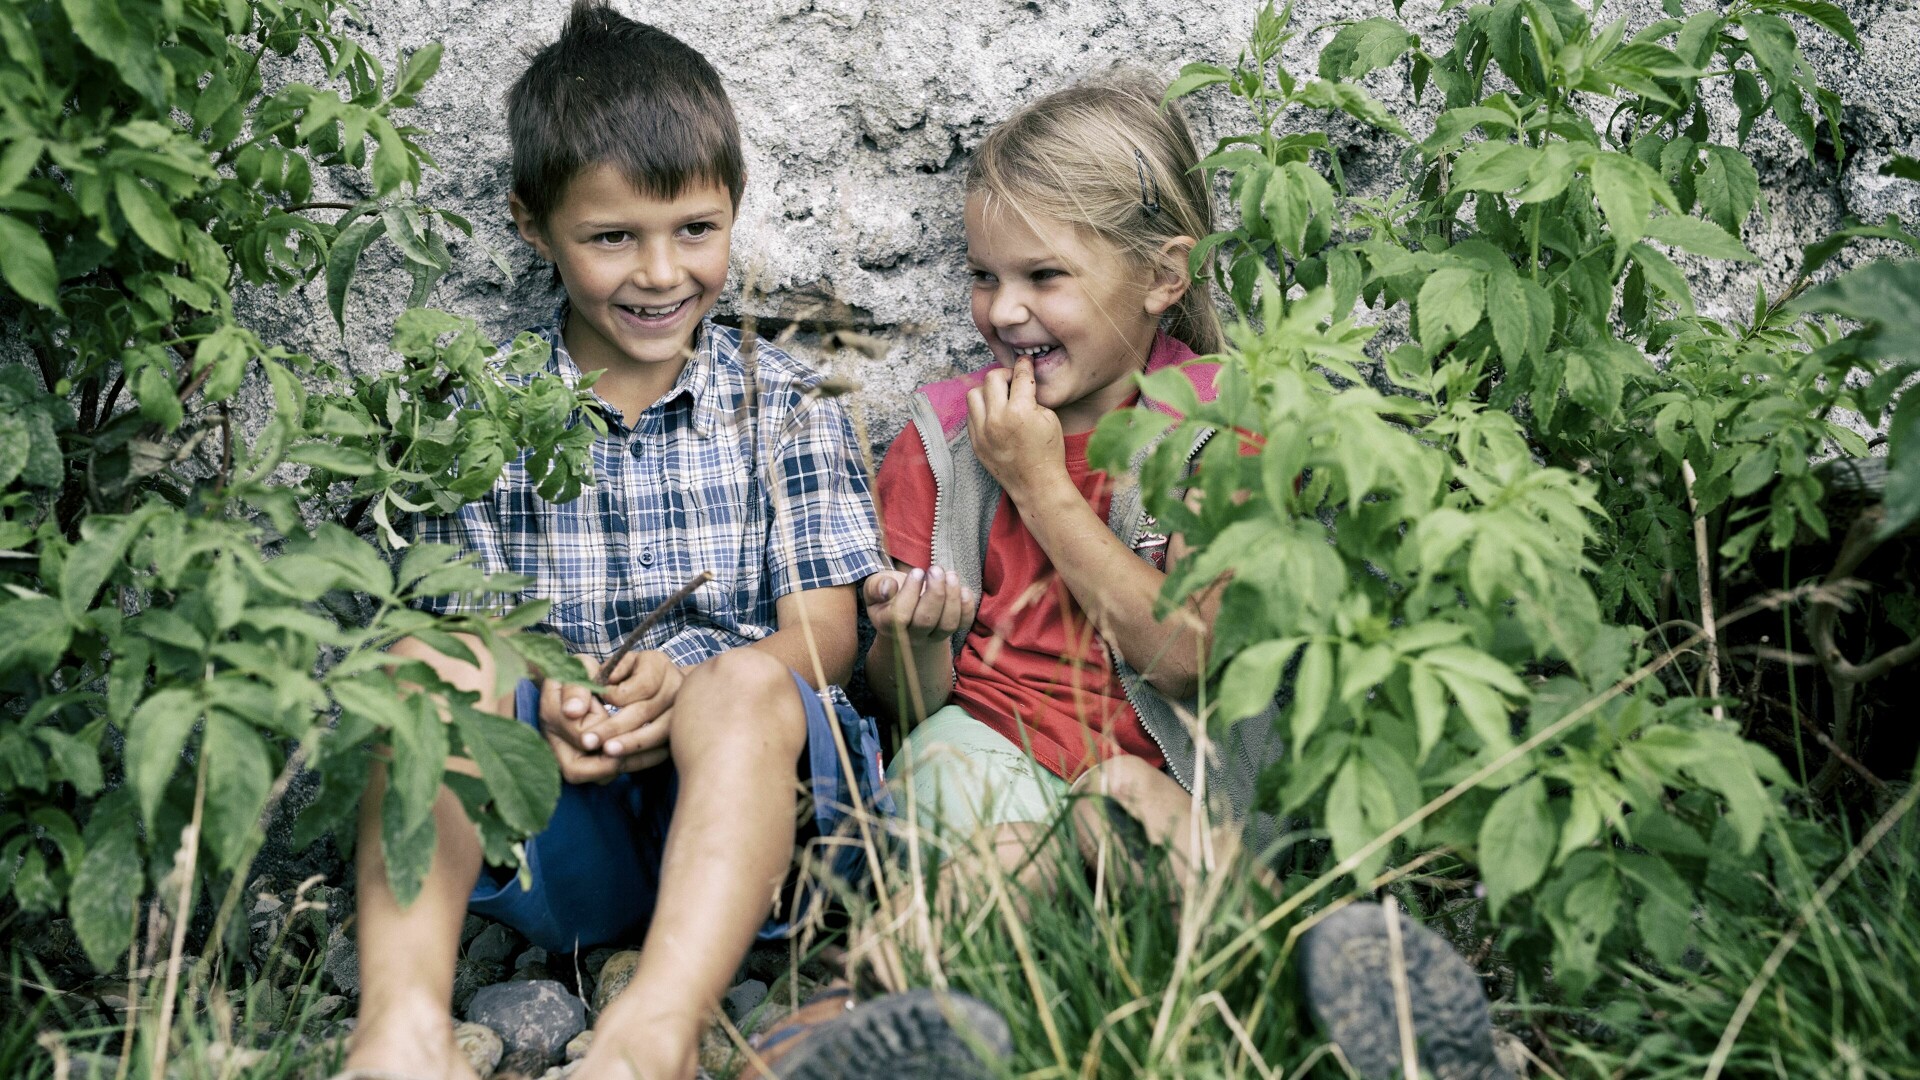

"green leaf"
[1319, 19, 1412, 80]
[1326, 756, 1399, 882]
[59, 0, 169, 104]
[202, 712, 274, 870]
[452, 706, 559, 835]
[1697, 146, 1760, 236]
[325, 216, 388, 331]
[1488, 270, 1531, 365]
[1289, 640, 1334, 750]
[1219, 638, 1304, 722]
[125, 688, 201, 825]
[395, 42, 444, 99]
[68, 816, 141, 971]
[1589, 152, 1661, 249]
[0, 214, 61, 308]
[1768, 0, 1858, 48]
[1878, 391, 1920, 538]
[0, 597, 71, 675]
[0, 137, 43, 198]
[61, 513, 148, 627]
[1478, 775, 1556, 916]
[1164, 64, 1232, 102]
[1564, 347, 1624, 417]
[381, 794, 437, 908]
[37, 729, 103, 797]
[385, 694, 448, 841]
[0, 413, 27, 490]
[1417, 268, 1486, 351]
[1453, 142, 1536, 193]
[114, 174, 183, 260]
[1408, 663, 1448, 762]
[1642, 214, 1758, 261]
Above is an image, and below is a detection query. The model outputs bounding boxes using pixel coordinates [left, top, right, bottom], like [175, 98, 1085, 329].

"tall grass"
[1558, 777, 1920, 1080]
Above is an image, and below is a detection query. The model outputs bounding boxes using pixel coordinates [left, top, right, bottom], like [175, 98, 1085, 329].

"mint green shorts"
[884, 705, 1071, 845]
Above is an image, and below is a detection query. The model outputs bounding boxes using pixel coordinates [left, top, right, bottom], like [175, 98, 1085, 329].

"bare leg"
[581, 650, 809, 1080]
[345, 634, 511, 1080]
[1068, 755, 1233, 893]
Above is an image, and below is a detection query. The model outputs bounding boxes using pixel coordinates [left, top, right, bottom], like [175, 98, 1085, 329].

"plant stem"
[1681, 458, 1723, 720]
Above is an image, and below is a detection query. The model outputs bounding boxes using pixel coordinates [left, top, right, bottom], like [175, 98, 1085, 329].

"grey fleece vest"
[904, 389, 1289, 863]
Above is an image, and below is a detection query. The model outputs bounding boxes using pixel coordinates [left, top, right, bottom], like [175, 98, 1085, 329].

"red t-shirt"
[875, 422, 1167, 780]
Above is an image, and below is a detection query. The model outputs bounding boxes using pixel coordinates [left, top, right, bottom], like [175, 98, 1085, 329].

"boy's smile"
[514, 164, 734, 409]
[964, 196, 1171, 435]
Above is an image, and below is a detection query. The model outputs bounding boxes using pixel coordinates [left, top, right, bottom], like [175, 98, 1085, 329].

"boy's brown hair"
[507, 1, 745, 223]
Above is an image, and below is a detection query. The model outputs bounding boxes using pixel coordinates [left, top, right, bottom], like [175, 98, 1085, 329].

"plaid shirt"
[416, 314, 886, 672]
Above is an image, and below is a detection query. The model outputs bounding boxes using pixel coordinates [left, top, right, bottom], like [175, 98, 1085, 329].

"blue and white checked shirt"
[416, 314, 886, 672]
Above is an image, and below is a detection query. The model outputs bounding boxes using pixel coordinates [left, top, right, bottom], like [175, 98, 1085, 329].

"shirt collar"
[541, 303, 721, 437]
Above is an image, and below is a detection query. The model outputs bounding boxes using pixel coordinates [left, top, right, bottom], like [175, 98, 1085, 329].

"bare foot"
[344, 1002, 482, 1080]
[574, 1001, 699, 1080]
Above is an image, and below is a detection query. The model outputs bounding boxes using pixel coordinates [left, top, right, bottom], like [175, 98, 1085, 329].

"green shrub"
[1101, 0, 1920, 999]
[0, 0, 597, 979]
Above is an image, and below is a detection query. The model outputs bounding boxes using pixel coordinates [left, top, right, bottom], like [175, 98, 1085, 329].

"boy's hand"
[864, 567, 977, 644]
[967, 358, 1069, 504]
[540, 650, 681, 783]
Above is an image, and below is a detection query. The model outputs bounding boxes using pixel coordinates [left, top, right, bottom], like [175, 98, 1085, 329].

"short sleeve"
[875, 423, 936, 570]
[763, 395, 887, 598]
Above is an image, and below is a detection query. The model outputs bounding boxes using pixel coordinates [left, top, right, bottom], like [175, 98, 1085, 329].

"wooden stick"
[599, 571, 713, 676]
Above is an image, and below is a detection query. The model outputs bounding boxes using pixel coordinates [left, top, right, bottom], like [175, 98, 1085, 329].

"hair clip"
[1134, 148, 1162, 217]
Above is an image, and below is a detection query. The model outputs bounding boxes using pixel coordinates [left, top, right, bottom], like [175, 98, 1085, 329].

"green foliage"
[0, 0, 597, 973]
[1111, 0, 1919, 1000]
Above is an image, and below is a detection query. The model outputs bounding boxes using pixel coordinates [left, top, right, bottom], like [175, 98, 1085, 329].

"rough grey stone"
[322, 923, 359, 997]
[455, 1020, 506, 1077]
[467, 921, 519, 966]
[226, 0, 1918, 458]
[466, 979, 589, 1068]
[589, 948, 642, 1013]
[722, 978, 770, 1024]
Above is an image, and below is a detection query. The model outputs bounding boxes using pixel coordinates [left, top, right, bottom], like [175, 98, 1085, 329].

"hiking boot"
[747, 986, 1012, 1079]
[1300, 902, 1514, 1080]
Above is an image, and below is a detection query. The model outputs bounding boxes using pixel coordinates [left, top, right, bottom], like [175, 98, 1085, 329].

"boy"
[342, 7, 1006, 1079]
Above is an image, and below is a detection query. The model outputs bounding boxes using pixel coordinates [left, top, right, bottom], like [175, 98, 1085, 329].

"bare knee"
[386, 633, 500, 699]
[1073, 755, 1167, 806]
[674, 649, 807, 762]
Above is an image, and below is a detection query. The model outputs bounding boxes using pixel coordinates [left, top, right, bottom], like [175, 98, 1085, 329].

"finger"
[910, 568, 954, 631]
[546, 729, 616, 785]
[539, 679, 591, 752]
[863, 571, 901, 606]
[560, 679, 594, 720]
[1010, 357, 1037, 405]
[617, 747, 672, 774]
[579, 688, 670, 745]
[604, 708, 672, 758]
[966, 384, 986, 432]
[602, 650, 668, 708]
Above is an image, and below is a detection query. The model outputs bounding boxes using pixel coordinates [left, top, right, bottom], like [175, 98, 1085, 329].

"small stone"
[309, 994, 350, 1022]
[565, 1029, 593, 1062]
[515, 946, 549, 974]
[468, 922, 518, 966]
[251, 894, 285, 915]
[1493, 1030, 1531, 1076]
[462, 914, 488, 946]
[590, 949, 642, 1013]
[697, 1025, 736, 1078]
[491, 1047, 551, 1079]
[455, 1020, 505, 1077]
[466, 980, 587, 1067]
[453, 956, 505, 1015]
[722, 979, 770, 1025]
[323, 923, 360, 997]
[537, 1064, 581, 1080]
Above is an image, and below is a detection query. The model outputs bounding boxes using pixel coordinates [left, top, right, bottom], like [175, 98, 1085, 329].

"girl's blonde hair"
[966, 69, 1221, 356]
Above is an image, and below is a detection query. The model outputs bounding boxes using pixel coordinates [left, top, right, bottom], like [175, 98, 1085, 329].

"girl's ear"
[510, 194, 554, 261]
[1144, 235, 1196, 317]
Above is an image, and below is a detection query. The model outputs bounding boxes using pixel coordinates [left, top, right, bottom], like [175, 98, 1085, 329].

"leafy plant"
[1101, 0, 1918, 998]
[0, 0, 597, 982]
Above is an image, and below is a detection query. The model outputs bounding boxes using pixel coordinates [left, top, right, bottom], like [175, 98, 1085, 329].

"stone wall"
[244, 0, 1920, 448]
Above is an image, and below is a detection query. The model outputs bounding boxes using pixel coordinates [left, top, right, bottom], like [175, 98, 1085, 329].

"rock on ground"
[466, 979, 589, 1068]
[456, 1020, 506, 1077]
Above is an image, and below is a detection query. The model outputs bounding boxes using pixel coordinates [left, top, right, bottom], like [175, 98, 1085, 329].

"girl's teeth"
[632, 300, 683, 316]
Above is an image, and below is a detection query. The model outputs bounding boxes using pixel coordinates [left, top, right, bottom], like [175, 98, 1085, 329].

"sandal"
[746, 986, 1011, 1079]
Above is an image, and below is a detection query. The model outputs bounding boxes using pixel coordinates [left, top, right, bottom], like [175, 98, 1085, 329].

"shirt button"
[629, 442, 645, 458]
[638, 549, 655, 567]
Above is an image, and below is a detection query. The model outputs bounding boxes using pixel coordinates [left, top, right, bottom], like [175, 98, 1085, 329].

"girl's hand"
[864, 567, 977, 643]
[967, 358, 1071, 505]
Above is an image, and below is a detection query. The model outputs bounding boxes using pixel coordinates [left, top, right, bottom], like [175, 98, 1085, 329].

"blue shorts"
[468, 670, 893, 954]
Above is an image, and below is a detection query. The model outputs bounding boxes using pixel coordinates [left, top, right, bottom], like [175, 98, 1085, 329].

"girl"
[861, 69, 1274, 891]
